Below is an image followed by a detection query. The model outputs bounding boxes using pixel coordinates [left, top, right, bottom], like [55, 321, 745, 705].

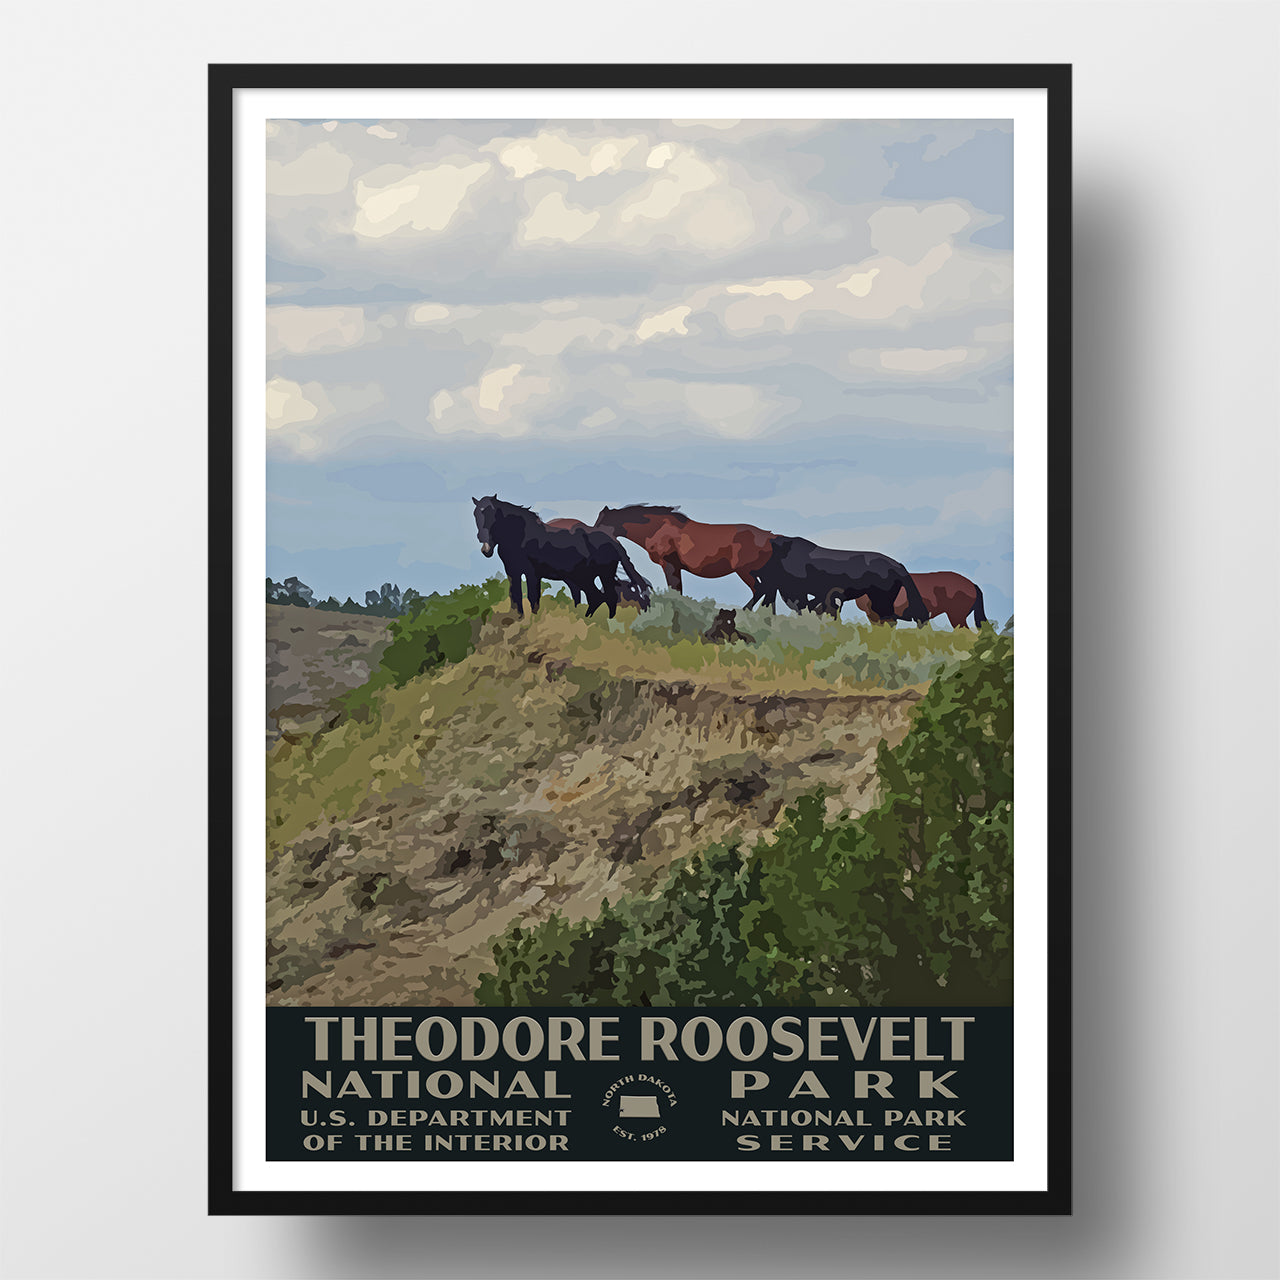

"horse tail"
[972, 585, 988, 627]
[900, 572, 931, 625]
[823, 587, 846, 617]
[614, 540, 653, 609]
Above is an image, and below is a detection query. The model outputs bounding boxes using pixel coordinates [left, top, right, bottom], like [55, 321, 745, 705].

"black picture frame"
[210, 62, 1071, 1216]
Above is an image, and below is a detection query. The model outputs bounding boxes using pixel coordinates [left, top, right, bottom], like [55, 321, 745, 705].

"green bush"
[477, 843, 773, 1006]
[379, 577, 508, 685]
[344, 579, 508, 713]
[628, 591, 724, 640]
[811, 639, 947, 688]
[478, 631, 1014, 1006]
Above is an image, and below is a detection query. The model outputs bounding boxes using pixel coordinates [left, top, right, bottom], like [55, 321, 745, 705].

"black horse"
[473, 495, 652, 618]
[747, 535, 930, 625]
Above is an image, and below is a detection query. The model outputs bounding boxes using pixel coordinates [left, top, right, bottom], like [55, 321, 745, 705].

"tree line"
[265, 576, 423, 618]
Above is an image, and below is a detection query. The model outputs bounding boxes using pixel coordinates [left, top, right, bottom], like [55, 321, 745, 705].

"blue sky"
[265, 117, 1014, 620]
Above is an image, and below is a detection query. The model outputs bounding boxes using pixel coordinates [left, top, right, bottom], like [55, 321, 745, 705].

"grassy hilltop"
[266, 584, 1012, 1008]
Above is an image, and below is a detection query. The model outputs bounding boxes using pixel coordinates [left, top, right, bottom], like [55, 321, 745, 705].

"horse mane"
[490, 497, 544, 527]
[608, 503, 687, 525]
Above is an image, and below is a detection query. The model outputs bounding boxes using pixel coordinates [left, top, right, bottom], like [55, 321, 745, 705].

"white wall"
[3, 2, 1276, 1277]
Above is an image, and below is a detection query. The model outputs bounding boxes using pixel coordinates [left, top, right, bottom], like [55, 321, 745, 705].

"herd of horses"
[472, 496, 989, 629]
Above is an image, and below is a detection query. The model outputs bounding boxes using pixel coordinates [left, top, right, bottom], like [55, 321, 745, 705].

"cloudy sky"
[265, 116, 1014, 619]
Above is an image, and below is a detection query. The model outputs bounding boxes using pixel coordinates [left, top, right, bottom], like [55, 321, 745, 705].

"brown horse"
[852, 570, 988, 629]
[593, 504, 774, 596]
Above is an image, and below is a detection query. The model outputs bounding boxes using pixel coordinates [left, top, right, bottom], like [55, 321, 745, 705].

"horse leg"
[659, 559, 683, 593]
[568, 582, 582, 606]
[737, 569, 759, 606]
[507, 576, 524, 617]
[865, 589, 896, 624]
[599, 573, 619, 619]
[527, 575, 542, 615]
[582, 580, 605, 617]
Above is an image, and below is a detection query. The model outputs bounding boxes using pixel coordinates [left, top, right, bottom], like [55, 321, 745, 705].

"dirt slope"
[265, 608, 923, 1006]
[266, 604, 390, 744]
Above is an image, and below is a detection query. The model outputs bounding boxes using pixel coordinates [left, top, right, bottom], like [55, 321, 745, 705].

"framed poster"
[209, 63, 1071, 1215]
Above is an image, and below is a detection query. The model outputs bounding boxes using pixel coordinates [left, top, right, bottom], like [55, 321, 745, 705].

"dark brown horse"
[546, 517, 650, 608]
[852, 570, 988, 629]
[593, 505, 775, 597]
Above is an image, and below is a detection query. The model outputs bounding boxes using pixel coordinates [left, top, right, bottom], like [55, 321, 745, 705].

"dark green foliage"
[267, 577, 426, 617]
[266, 576, 314, 608]
[478, 632, 1014, 1007]
[372, 577, 508, 688]
[477, 845, 771, 1006]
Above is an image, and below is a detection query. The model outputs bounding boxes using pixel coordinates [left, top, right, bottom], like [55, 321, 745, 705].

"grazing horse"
[546, 517, 651, 609]
[853, 570, 988, 629]
[593, 504, 775, 599]
[473, 496, 652, 618]
[750, 535, 930, 625]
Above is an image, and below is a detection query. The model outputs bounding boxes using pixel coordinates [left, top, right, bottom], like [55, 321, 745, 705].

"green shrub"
[478, 631, 1014, 1006]
[378, 577, 508, 685]
[350, 578, 508, 706]
[811, 639, 945, 688]
[477, 844, 772, 1007]
[628, 591, 724, 640]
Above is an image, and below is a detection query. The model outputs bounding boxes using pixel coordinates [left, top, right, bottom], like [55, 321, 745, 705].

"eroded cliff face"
[265, 608, 923, 1007]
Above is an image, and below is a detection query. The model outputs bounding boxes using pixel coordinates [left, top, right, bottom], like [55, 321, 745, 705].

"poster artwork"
[225, 71, 1069, 1211]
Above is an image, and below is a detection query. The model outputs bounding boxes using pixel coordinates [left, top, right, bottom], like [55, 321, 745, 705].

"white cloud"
[621, 147, 717, 223]
[267, 305, 368, 356]
[431, 362, 556, 437]
[476, 364, 523, 413]
[266, 142, 352, 197]
[353, 160, 491, 238]
[837, 267, 881, 298]
[366, 125, 398, 140]
[489, 131, 644, 180]
[520, 192, 600, 244]
[266, 377, 329, 429]
[867, 202, 972, 264]
[716, 239, 1007, 338]
[635, 305, 692, 342]
[407, 303, 451, 326]
[726, 279, 814, 300]
[265, 377, 383, 455]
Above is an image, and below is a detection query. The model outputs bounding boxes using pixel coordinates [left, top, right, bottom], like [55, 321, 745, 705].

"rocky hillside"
[265, 599, 956, 1006]
[266, 604, 390, 744]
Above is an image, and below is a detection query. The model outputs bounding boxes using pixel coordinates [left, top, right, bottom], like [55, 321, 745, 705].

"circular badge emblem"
[601, 1073, 678, 1143]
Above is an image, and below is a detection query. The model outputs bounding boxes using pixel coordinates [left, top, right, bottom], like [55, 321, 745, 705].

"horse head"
[473, 494, 500, 556]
